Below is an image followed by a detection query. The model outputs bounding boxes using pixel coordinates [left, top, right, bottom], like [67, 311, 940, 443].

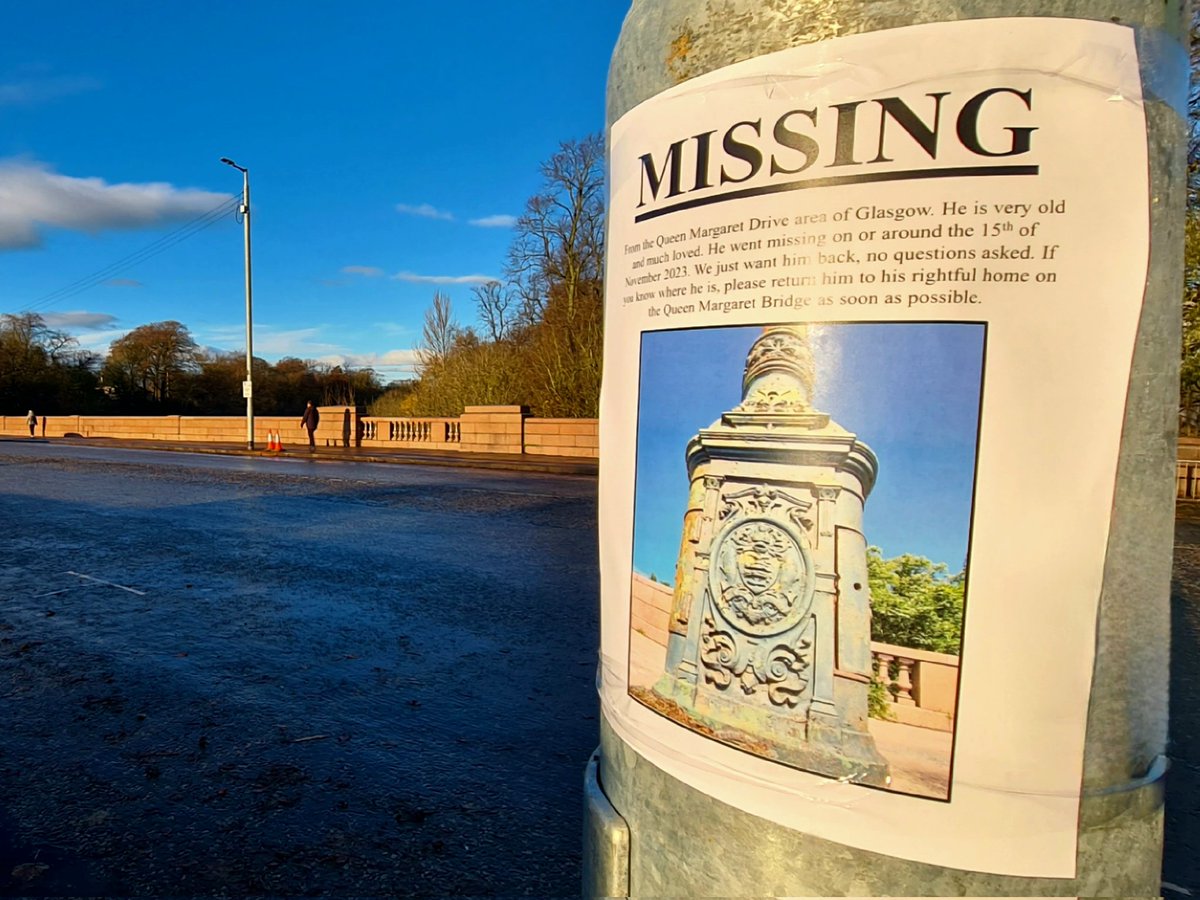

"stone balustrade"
[1178, 438, 1200, 498]
[360, 417, 461, 447]
[1179, 460, 1200, 499]
[631, 575, 960, 732]
[871, 641, 959, 732]
[0, 407, 597, 459]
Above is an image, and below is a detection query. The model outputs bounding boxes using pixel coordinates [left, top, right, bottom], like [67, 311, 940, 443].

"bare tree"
[0, 313, 78, 371]
[402, 136, 606, 417]
[473, 280, 514, 343]
[505, 134, 605, 328]
[417, 291, 460, 375]
[503, 134, 606, 416]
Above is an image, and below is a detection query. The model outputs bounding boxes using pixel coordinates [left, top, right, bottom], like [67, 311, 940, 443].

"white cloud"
[0, 75, 100, 107]
[66, 322, 339, 361]
[342, 265, 384, 278]
[0, 159, 232, 250]
[202, 325, 344, 359]
[41, 311, 118, 330]
[371, 321, 415, 337]
[468, 214, 517, 228]
[69, 317, 421, 377]
[395, 202, 453, 221]
[390, 271, 498, 285]
[327, 348, 421, 372]
[73, 327, 128, 354]
[104, 278, 143, 288]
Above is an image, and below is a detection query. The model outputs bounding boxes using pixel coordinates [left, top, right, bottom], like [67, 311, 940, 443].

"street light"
[220, 157, 254, 450]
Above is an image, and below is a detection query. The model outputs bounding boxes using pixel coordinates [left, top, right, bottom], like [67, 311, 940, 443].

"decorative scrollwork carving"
[790, 507, 815, 534]
[699, 612, 738, 688]
[763, 640, 812, 707]
[700, 612, 813, 708]
[719, 485, 812, 523]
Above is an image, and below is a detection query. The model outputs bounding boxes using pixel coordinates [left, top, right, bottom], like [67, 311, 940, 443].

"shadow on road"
[1166, 505, 1200, 892]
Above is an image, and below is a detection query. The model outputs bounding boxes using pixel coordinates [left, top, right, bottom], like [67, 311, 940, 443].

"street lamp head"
[219, 157, 246, 172]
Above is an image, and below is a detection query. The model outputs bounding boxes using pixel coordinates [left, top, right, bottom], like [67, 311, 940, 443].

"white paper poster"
[598, 18, 1148, 877]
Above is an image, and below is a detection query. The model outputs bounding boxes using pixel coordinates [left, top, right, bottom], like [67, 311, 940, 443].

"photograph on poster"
[627, 322, 985, 800]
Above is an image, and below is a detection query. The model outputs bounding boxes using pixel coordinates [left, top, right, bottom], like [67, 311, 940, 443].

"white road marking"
[65, 572, 147, 596]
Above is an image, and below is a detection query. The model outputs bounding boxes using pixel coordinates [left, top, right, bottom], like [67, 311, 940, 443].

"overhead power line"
[21, 193, 242, 314]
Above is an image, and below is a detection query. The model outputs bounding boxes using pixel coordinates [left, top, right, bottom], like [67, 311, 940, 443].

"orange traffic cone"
[274, 431, 285, 452]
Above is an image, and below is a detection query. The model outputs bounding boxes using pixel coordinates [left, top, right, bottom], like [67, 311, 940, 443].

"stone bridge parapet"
[0, 407, 599, 460]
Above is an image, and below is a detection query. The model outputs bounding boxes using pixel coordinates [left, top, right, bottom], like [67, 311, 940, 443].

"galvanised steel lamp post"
[220, 156, 254, 450]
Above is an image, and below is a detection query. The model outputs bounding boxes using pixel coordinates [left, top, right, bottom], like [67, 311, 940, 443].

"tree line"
[5, 72, 1198, 427]
[2, 134, 605, 422]
[0, 312, 384, 416]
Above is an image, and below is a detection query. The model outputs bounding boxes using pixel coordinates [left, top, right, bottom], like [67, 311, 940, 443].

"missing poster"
[598, 18, 1149, 877]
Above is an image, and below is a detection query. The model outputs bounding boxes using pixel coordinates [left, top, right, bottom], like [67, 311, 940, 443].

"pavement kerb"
[8, 436, 598, 477]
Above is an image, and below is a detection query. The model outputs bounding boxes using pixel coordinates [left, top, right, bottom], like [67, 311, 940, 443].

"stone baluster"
[893, 656, 916, 706]
[874, 652, 895, 704]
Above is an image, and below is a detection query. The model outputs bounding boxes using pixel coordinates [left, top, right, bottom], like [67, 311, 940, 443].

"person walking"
[25, 409, 36, 438]
[300, 401, 319, 450]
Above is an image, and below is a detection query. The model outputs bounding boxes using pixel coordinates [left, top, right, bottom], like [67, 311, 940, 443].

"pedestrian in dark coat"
[25, 410, 36, 437]
[300, 401, 320, 450]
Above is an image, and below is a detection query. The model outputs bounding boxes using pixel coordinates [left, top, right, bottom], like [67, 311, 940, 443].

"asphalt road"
[0, 441, 1197, 896]
[0, 443, 598, 896]
[1167, 506, 1200, 895]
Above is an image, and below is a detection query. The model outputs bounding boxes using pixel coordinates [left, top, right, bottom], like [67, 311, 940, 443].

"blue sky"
[632, 324, 986, 580]
[0, 1, 629, 380]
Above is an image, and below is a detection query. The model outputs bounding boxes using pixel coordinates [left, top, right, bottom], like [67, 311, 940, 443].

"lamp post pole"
[588, 2, 1186, 897]
[220, 157, 254, 450]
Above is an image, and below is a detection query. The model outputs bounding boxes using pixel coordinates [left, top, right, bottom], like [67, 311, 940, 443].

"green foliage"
[368, 380, 418, 417]
[868, 676, 895, 720]
[867, 547, 964, 655]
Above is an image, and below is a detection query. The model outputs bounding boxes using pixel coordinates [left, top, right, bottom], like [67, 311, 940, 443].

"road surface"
[0, 441, 1196, 895]
[0, 443, 598, 896]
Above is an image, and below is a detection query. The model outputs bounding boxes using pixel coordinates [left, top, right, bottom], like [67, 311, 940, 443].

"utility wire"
[24, 194, 240, 312]
[21, 193, 242, 314]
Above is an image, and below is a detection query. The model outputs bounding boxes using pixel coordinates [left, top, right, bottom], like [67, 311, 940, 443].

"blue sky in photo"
[631, 323, 986, 582]
[0, 1, 629, 378]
